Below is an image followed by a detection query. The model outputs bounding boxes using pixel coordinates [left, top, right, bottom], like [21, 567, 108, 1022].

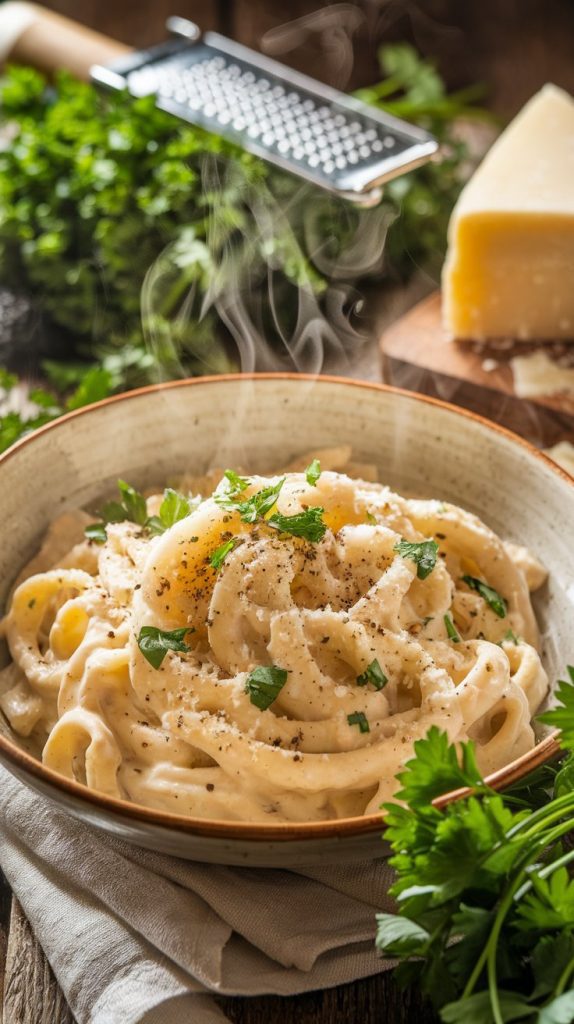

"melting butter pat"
[443, 84, 574, 342]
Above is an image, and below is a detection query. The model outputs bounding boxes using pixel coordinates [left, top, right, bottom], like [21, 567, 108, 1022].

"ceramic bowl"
[0, 375, 567, 866]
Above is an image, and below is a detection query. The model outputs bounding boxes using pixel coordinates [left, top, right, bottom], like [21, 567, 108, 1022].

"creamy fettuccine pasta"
[0, 448, 549, 822]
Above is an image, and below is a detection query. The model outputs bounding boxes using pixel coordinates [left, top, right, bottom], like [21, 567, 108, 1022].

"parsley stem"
[513, 844, 574, 902]
[554, 953, 574, 997]
[462, 816, 574, 1006]
[504, 790, 574, 840]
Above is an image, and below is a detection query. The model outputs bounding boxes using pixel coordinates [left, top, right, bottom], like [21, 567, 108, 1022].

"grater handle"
[166, 17, 201, 43]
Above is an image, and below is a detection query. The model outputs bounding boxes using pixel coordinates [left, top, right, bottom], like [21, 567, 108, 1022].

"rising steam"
[141, 153, 396, 380]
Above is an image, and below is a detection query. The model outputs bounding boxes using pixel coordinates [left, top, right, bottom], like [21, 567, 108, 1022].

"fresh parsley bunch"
[0, 48, 489, 388]
[376, 671, 574, 1023]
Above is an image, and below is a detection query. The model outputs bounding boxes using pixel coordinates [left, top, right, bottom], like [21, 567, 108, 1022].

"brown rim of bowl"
[0, 373, 565, 842]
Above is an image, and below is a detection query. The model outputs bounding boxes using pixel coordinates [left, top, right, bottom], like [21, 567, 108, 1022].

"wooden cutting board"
[380, 291, 574, 449]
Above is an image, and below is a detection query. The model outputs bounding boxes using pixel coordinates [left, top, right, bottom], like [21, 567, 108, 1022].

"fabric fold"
[0, 765, 394, 1024]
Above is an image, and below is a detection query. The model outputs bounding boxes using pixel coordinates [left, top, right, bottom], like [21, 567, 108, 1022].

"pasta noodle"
[0, 452, 549, 822]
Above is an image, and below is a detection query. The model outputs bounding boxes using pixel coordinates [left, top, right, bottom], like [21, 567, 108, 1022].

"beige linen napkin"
[0, 765, 395, 1024]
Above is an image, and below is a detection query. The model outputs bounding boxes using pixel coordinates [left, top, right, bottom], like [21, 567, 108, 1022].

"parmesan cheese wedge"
[443, 84, 574, 342]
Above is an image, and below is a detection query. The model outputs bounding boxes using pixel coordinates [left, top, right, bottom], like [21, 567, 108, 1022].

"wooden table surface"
[0, 869, 437, 1023]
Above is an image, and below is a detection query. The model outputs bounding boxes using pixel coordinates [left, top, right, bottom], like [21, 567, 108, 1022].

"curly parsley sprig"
[214, 471, 327, 543]
[376, 670, 574, 1024]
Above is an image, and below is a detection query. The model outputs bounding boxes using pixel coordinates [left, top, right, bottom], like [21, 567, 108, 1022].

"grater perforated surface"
[92, 27, 437, 203]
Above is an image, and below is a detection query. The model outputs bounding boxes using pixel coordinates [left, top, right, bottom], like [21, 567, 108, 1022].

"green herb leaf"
[305, 459, 321, 486]
[160, 488, 194, 527]
[267, 507, 327, 543]
[65, 366, 112, 411]
[356, 658, 388, 690]
[84, 522, 108, 544]
[537, 991, 574, 1024]
[461, 575, 507, 619]
[245, 665, 288, 711]
[390, 727, 484, 813]
[440, 990, 533, 1024]
[347, 711, 370, 733]
[502, 628, 519, 645]
[137, 625, 193, 669]
[444, 614, 460, 643]
[223, 469, 250, 496]
[539, 667, 574, 747]
[147, 488, 195, 535]
[375, 913, 430, 956]
[216, 478, 285, 524]
[209, 538, 238, 570]
[0, 369, 17, 390]
[394, 539, 439, 580]
[117, 479, 148, 526]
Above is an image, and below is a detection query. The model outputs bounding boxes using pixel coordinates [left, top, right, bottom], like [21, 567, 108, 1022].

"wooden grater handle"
[0, 2, 131, 79]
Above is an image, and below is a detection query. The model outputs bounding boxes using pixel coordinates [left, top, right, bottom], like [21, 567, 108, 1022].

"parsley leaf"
[347, 711, 370, 733]
[267, 507, 327, 543]
[502, 628, 520, 645]
[356, 659, 388, 690]
[84, 522, 108, 544]
[375, 914, 430, 956]
[209, 538, 238, 570]
[390, 726, 484, 812]
[223, 469, 250, 496]
[539, 667, 574, 747]
[97, 479, 147, 527]
[376, 665, 574, 1021]
[116, 479, 148, 525]
[462, 575, 507, 619]
[146, 488, 195, 535]
[216, 478, 285, 523]
[394, 539, 439, 580]
[444, 614, 460, 643]
[137, 625, 193, 669]
[305, 459, 322, 486]
[440, 990, 533, 1023]
[245, 665, 288, 711]
[85, 479, 148, 540]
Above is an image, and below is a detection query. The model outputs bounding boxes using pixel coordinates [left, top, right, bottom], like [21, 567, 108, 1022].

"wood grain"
[2, 900, 74, 1024]
[381, 292, 574, 448]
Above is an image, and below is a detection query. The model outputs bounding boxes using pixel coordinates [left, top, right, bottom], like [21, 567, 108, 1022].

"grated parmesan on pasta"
[0, 453, 549, 822]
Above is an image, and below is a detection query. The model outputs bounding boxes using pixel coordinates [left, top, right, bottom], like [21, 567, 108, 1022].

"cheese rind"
[443, 84, 574, 342]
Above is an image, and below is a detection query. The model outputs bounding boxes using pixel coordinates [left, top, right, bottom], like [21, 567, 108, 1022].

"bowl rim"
[0, 372, 565, 841]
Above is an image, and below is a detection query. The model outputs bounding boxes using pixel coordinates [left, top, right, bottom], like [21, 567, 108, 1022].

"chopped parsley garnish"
[222, 469, 250, 497]
[85, 522, 108, 544]
[366, 512, 377, 525]
[146, 488, 196, 535]
[85, 480, 197, 542]
[444, 614, 460, 643]
[216, 477, 285, 523]
[462, 575, 507, 619]
[305, 459, 322, 486]
[394, 539, 439, 580]
[103, 479, 148, 526]
[267, 507, 327, 543]
[502, 628, 520, 645]
[245, 665, 288, 711]
[356, 659, 388, 690]
[209, 538, 238, 570]
[347, 711, 370, 733]
[137, 625, 194, 669]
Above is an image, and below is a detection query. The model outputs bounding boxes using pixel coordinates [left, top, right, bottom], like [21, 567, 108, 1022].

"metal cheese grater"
[91, 16, 438, 207]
